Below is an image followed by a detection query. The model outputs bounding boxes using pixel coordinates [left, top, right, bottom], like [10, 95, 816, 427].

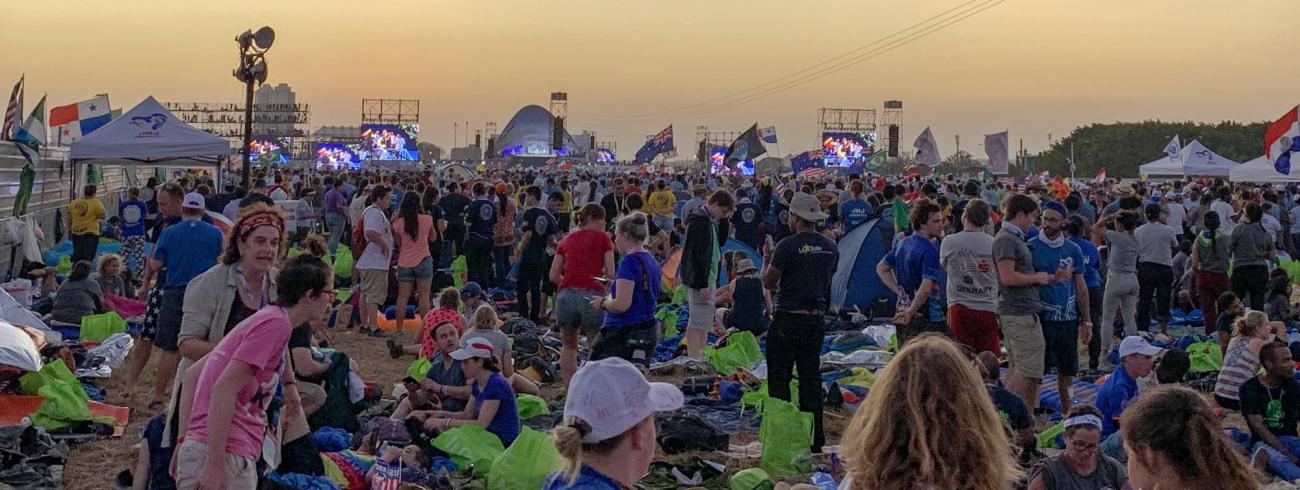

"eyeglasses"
[1069, 441, 1099, 452]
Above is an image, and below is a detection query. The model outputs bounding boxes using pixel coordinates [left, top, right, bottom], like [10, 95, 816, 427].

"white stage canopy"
[1138, 139, 1240, 177]
[1229, 156, 1300, 183]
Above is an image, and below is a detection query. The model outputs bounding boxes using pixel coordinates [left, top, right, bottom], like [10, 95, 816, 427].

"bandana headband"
[1063, 414, 1103, 430]
[239, 211, 284, 237]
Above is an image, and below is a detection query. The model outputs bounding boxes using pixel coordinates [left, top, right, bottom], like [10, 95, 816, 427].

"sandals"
[387, 339, 403, 359]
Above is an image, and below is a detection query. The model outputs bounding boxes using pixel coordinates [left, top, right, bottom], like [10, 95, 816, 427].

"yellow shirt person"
[69, 195, 106, 236]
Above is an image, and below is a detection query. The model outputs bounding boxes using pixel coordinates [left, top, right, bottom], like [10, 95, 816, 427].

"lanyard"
[234, 264, 270, 309]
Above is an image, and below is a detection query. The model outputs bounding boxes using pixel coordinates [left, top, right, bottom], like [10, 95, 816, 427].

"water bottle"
[811, 471, 837, 490]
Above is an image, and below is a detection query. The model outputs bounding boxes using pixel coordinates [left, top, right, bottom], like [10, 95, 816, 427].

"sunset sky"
[5, 0, 1298, 158]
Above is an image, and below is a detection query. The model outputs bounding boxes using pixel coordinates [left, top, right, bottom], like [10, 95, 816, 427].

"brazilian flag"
[13, 164, 35, 217]
[864, 151, 887, 171]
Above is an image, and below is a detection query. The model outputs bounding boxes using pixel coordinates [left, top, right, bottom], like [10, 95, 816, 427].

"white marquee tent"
[1229, 156, 1300, 183]
[1138, 139, 1240, 178]
[70, 96, 230, 191]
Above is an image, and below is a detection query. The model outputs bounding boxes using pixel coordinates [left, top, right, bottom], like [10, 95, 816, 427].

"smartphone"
[593, 276, 609, 283]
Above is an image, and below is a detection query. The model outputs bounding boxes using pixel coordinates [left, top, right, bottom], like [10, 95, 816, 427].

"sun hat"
[734, 258, 756, 275]
[564, 357, 684, 444]
[788, 192, 829, 221]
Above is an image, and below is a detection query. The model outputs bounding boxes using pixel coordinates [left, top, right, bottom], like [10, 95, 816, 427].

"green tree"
[1033, 121, 1267, 178]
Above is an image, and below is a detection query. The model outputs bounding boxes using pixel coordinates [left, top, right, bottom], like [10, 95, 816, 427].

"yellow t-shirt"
[648, 190, 676, 218]
[69, 197, 105, 235]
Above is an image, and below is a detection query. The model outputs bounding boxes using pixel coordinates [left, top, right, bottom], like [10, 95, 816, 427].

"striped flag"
[11, 95, 46, 167]
[2, 76, 21, 140]
[49, 95, 112, 145]
[1092, 167, 1106, 185]
[1266, 106, 1300, 175]
[758, 126, 778, 144]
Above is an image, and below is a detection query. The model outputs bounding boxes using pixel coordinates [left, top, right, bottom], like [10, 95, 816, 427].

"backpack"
[655, 411, 729, 454]
[351, 205, 374, 255]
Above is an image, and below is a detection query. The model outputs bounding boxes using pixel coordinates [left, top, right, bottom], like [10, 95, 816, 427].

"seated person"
[291, 320, 341, 417]
[412, 340, 520, 447]
[366, 442, 435, 488]
[17, 259, 57, 298]
[392, 320, 469, 419]
[49, 260, 103, 324]
[461, 304, 541, 396]
[1265, 274, 1299, 325]
[1028, 404, 1128, 490]
[94, 253, 136, 299]
[1148, 348, 1190, 388]
[1240, 341, 1300, 481]
[1215, 310, 1282, 411]
[1098, 336, 1160, 462]
[102, 216, 123, 241]
[1216, 292, 1245, 356]
[123, 414, 176, 490]
[713, 258, 770, 336]
[459, 282, 488, 326]
[975, 351, 1034, 457]
[391, 286, 462, 359]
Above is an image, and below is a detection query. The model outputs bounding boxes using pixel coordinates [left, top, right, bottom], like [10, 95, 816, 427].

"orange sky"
[5, 0, 1298, 158]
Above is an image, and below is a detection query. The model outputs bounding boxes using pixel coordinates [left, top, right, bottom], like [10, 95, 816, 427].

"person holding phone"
[1029, 201, 1091, 415]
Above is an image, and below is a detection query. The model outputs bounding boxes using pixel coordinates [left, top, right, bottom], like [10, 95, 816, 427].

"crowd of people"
[22, 162, 1300, 489]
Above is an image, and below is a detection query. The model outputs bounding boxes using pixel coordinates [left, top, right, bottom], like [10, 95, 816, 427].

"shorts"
[555, 289, 603, 338]
[141, 287, 163, 342]
[358, 269, 389, 306]
[591, 320, 657, 365]
[1001, 314, 1045, 378]
[154, 286, 186, 352]
[1041, 319, 1080, 377]
[173, 439, 257, 490]
[686, 286, 716, 331]
[948, 304, 1000, 355]
[396, 256, 434, 282]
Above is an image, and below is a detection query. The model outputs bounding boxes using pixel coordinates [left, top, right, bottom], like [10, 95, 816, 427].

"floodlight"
[235, 29, 253, 48]
[253, 26, 275, 50]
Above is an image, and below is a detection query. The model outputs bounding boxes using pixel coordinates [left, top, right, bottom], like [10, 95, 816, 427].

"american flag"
[2, 76, 22, 141]
[799, 167, 829, 179]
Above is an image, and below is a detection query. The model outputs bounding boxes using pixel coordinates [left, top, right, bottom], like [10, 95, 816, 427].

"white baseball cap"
[182, 192, 206, 210]
[564, 357, 684, 444]
[449, 339, 494, 361]
[1118, 336, 1162, 359]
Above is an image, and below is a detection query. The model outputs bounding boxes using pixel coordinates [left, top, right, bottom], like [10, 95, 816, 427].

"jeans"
[1086, 286, 1104, 369]
[766, 312, 825, 451]
[1253, 435, 1300, 481]
[1233, 264, 1269, 311]
[465, 234, 493, 287]
[325, 213, 347, 254]
[1136, 262, 1173, 331]
[1101, 272, 1139, 355]
[493, 245, 513, 288]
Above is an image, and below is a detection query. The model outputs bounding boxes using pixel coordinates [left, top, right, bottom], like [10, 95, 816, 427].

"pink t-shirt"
[391, 215, 433, 268]
[185, 306, 292, 460]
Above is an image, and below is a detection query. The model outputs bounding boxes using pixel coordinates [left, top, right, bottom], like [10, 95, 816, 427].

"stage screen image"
[821, 132, 877, 167]
[709, 146, 750, 175]
[249, 136, 290, 164]
[315, 142, 363, 169]
[595, 148, 616, 163]
[360, 123, 420, 161]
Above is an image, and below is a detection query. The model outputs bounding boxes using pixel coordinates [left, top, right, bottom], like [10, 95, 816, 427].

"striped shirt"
[1215, 338, 1261, 401]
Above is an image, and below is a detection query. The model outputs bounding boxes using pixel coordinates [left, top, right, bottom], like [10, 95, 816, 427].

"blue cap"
[1041, 201, 1067, 217]
[461, 281, 483, 298]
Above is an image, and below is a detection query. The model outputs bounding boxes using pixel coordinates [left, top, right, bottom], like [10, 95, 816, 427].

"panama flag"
[1266, 105, 1300, 175]
[758, 126, 778, 144]
[49, 95, 111, 146]
[11, 95, 47, 167]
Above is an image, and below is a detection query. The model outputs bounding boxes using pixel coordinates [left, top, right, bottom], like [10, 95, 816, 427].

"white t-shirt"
[348, 195, 368, 224]
[939, 230, 998, 312]
[356, 206, 392, 270]
[1262, 213, 1282, 244]
[1165, 202, 1185, 233]
[1210, 200, 1236, 235]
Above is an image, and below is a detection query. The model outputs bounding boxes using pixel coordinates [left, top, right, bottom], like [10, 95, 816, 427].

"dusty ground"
[62, 324, 847, 489]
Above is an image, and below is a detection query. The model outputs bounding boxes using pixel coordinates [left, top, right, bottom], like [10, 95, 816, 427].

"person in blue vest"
[1028, 201, 1091, 415]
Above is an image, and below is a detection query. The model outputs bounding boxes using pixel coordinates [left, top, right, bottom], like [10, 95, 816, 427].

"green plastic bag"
[287, 246, 303, 258]
[80, 311, 127, 343]
[656, 307, 679, 340]
[703, 331, 763, 375]
[1037, 420, 1065, 450]
[332, 246, 353, 279]
[451, 256, 468, 289]
[56, 255, 72, 276]
[406, 357, 432, 380]
[1280, 259, 1300, 284]
[1187, 340, 1224, 373]
[485, 426, 562, 490]
[20, 361, 102, 430]
[758, 397, 815, 476]
[730, 468, 774, 490]
[432, 425, 505, 475]
[516, 394, 549, 420]
[672, 285, 688, 305]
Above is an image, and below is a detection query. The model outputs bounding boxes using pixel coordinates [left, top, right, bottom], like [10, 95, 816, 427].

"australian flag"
[790, 149, 824, 174]
[634, 125, 674, 164]
[726, 123, 768, 164]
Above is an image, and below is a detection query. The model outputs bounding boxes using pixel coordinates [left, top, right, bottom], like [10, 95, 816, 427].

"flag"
[913, 126, 940, 167]
[725, 124, 768, 164]
[12, 164, 34, 217]
[634, 125, 674, 164]
[11, 95, 46, 167]
[790, 149, 824, 174]
[1266, 105, 1300, 175]
[1163, 135, 1182, 162]
[798, 167, 829, 179]
[758, 126, 778, 144]
[984, 131, 1009, 174]
[2, 75, 22, 140]
[1093, 167, 1106, 185]
[864, 151, 886, 171]
[49, 95, 112, 145]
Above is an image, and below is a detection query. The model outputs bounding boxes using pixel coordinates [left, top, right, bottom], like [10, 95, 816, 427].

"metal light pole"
[233, 26, 275, 190]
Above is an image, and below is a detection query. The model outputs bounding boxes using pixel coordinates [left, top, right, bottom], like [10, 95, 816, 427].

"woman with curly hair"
[840, 334, 1021, 490]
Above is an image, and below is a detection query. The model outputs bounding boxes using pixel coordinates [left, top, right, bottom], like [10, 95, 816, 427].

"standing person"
[940, 199, 1000, 355]
[731, 188, 763, 252]
[1193, 210, 1233, 336]
[392, 192, 435, 333]
[1026, 405, 1129, 490]
[172, 256, 334, 490]
[142, 177, 159, 231]
[544, 357, 684, 490]
[421, 186, 446, 268]
[514, 186, 557, 324]
[839, 180, 873, 235]
[1121, 386, 1257, 490]
[587, 213, 660, 366]
[138, 192, 223, 411]
[995, 194, 1068, 416]
[323, 178, 349, 254]
[1066, 215, 1106, 371]
[464, 183, 497, 287]
[1231, 202, 1275, 311]
[551, 204, 615, 388]
[761, 192, 838, 453]
[120, 187, 149, 281]
[1094, 211, 1142, 355]
[1029, 201, 1091, 415]
[878, 198, 947, 345]
[491, 183, 518, 288]
[69, 184, 106, 265]
[356, 185, 393, 337]
[840, 335, 1022, 490]
[440, 181, 470, 261]
[600, 179, 629, 224]
[127, 183, 183, 404]
[1135, 203, 1178, 335]
[678, 190, 735, 359]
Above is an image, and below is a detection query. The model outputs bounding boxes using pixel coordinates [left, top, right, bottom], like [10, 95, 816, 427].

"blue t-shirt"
[1097, 364, 1138, 438]
[466, 198, 496, 238]
[605, 251, 661, 328]
[839, 198, 873, 234]
[1028, 235, 1085, 322]
[152, 219, 222, 288]
[883, 233, 945, 322]
[1070, 236, 1103, 289]
[543, 465, 623, 490]
[119, 200, 148, 237]
[472, 372, 519, 446]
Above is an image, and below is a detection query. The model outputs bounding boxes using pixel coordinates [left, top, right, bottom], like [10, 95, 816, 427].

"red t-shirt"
[556, 229, 613, 292]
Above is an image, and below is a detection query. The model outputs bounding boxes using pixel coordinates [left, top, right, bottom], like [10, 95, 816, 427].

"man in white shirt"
[1164, 195, 1186, 238]
[1210, 187, 1237, 235]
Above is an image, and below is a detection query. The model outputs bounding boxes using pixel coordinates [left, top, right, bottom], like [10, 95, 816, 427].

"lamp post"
[233, 26, 275, 190]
